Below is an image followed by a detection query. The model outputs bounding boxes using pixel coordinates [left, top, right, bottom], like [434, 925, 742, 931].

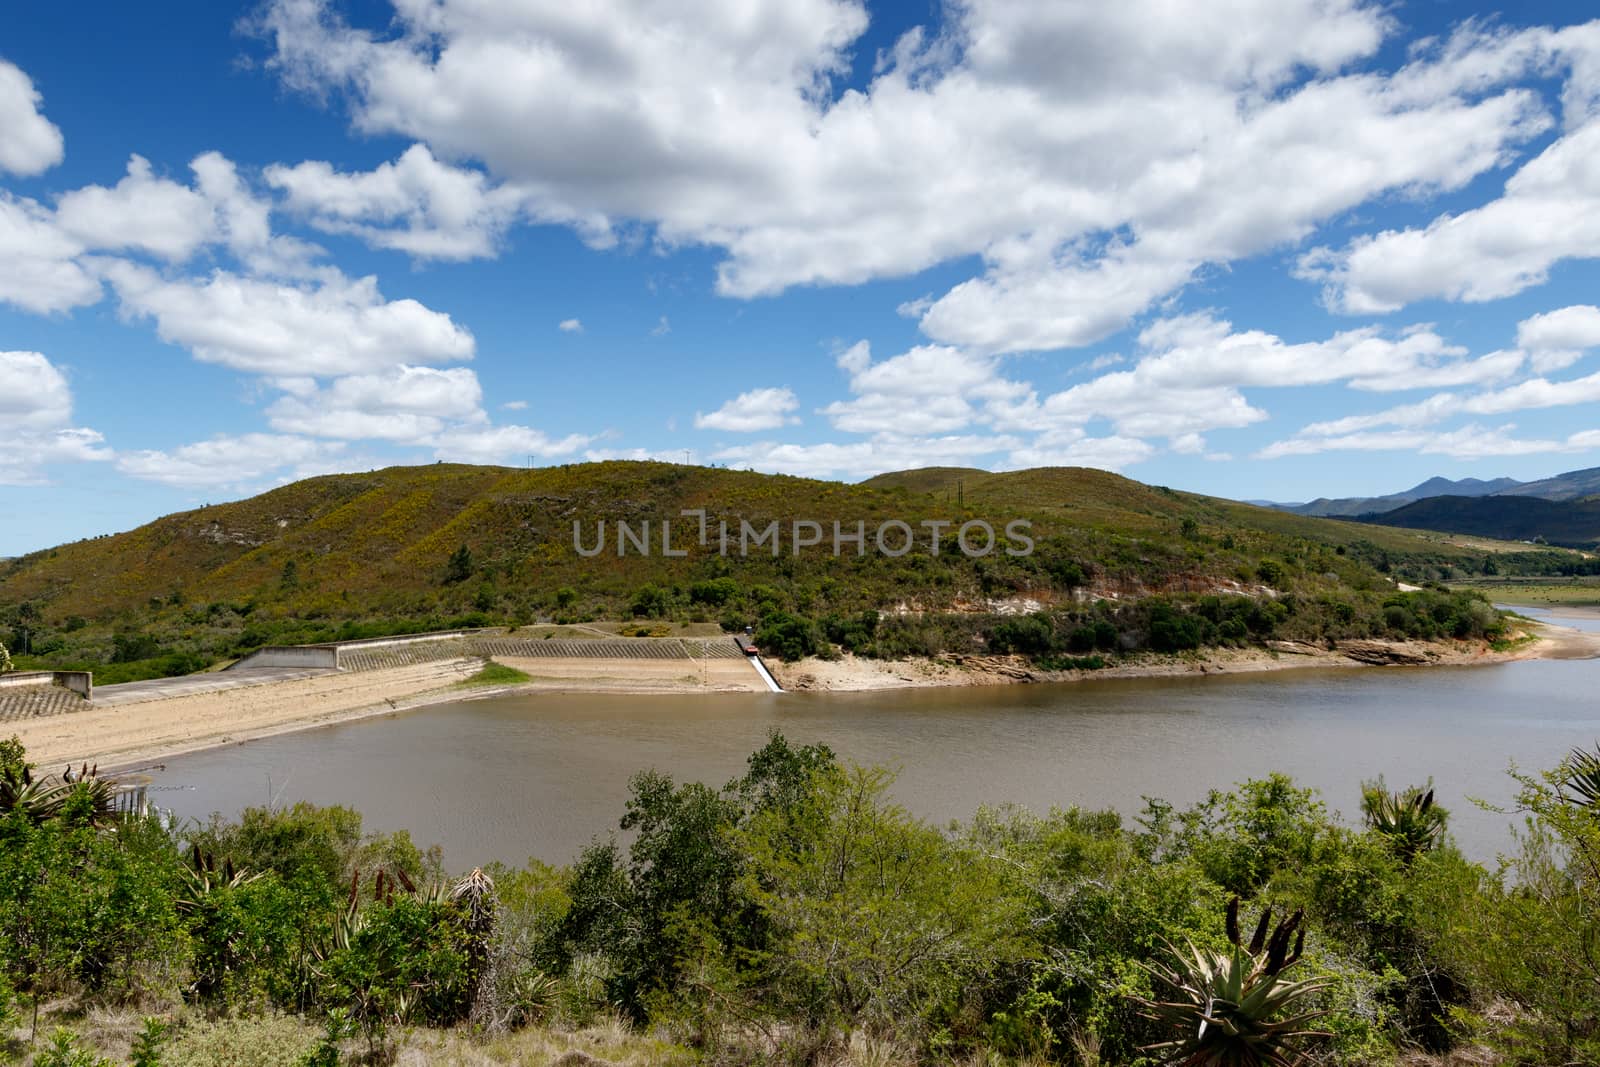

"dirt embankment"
[771, 616, 1600, 692]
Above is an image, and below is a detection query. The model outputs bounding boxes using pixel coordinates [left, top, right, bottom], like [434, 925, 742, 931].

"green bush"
[986, 614, 1055, 655]
[754, 610, 829, 662]
[689, 578, 739, 607]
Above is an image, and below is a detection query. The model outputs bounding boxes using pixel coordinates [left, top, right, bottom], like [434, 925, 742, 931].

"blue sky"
[3, 0, 1600, 554]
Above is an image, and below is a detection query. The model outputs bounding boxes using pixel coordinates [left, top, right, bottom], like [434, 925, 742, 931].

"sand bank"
[17, 654, 765, 772]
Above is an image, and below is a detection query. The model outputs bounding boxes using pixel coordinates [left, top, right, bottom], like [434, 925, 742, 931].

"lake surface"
[147, 606, 1600, 868]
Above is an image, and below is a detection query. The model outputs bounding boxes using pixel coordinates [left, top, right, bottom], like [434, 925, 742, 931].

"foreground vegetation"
[0, 462, 1563, 678]
[8, 731, 1600, 1065]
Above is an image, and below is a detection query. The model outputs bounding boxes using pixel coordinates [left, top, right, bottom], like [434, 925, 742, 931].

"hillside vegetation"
[0, 462, 1584, 678]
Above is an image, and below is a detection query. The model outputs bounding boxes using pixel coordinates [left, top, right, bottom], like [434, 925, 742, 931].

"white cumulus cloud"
[258, 0, 1583, 352]
[0, 351, 112, 485]
[1517, 304, 1600, 371]
[431, 424, 591, 464]
[0, 193, 100, 313]
[55, 155, 218, 261]
[102, 262, 475, 376]
[266, 143, 538, 260]
[116, 433, 345, 488]
[695, 387, 801, 432]
[1302, 119, 1600, 314]
[0, 60, 64, 177]
[267, 365, 486, 441]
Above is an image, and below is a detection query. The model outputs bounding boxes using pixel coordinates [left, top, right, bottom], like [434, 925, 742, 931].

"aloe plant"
[175, 844, 260, 916]
[0, 761, 118, 826]
[1361, 783, 1447, 862]
[451, 867, 498, 1025]
[1137, 899, 1332, 1066]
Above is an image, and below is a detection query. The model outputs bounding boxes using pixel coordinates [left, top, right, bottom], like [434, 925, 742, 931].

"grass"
[1490, 630, 1541, 652]
[12, 1004, 1076, 1066]
[10, 1006, 698, 1067]
[1449, 577, 1600, 607]
[460, 660, 533, 687]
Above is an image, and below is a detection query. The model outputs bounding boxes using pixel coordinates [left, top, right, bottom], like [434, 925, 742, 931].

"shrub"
[111, 632, 163, 663]
[821, 610, 880, 654]
[444, 545, 474, 584]
[35, 1029, 115, 1067]
[629, 584, 673, 618]
[754, 611, 828, 662]
[986, 614, 1055, 655]
[323, 895, 472, 1047]
[1147, 602, 1211, 652]
[689, 578, 739, 607]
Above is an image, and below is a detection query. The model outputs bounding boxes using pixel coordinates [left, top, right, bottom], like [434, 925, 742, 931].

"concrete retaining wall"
[333, 631, 466, 653]
[0, 670, 92, 699]
[225, 631, 480, 671]
[225, 646, 340, 671]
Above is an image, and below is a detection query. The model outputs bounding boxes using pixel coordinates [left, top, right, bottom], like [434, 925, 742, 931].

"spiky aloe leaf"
[0, 765, 119, 826]
[1362, 782, 1447, 863]
[1135, 902, 1332, 1067]
[175, 847, 261, 915]
[1564, 745, 1600, 808]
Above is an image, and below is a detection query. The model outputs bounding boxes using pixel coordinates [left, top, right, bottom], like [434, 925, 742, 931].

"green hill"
[0, 461, 1587, 677]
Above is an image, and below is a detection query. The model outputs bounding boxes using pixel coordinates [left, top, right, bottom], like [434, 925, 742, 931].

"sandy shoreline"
[9, 618, 1598, 773]
[771, 619, 1599, 690]
[18, 654, 767, 774]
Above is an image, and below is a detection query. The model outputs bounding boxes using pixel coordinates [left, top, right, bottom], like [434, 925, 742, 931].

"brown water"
[147, 609, 1600, 868]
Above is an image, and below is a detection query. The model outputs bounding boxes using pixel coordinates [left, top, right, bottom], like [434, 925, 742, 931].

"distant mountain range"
[1358, 495, 1600, 549]
[1273, 466, 1600, 517]
[1265, 465, 1600, 548]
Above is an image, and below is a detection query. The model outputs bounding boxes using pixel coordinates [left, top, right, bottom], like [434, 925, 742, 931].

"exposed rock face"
[194, 520, 264, 547]
[1266, 640, 1327, 656]
[1336, 640, 1433, 666]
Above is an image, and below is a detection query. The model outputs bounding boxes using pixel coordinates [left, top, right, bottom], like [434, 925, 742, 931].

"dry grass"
[10, 1005, 696, 1067]
[8, 1003, 1085, 1067]
[394, 1015, 694, 1066]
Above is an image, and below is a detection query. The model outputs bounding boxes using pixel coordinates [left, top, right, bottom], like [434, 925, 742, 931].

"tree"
[737, 762, 1030, 1034]
[630, 583, 672, 618]
[445, 545, 474, 584]
[0, 641, 11, 674]
[8, 602, 39, 656]
[754, 611, 826, 662]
